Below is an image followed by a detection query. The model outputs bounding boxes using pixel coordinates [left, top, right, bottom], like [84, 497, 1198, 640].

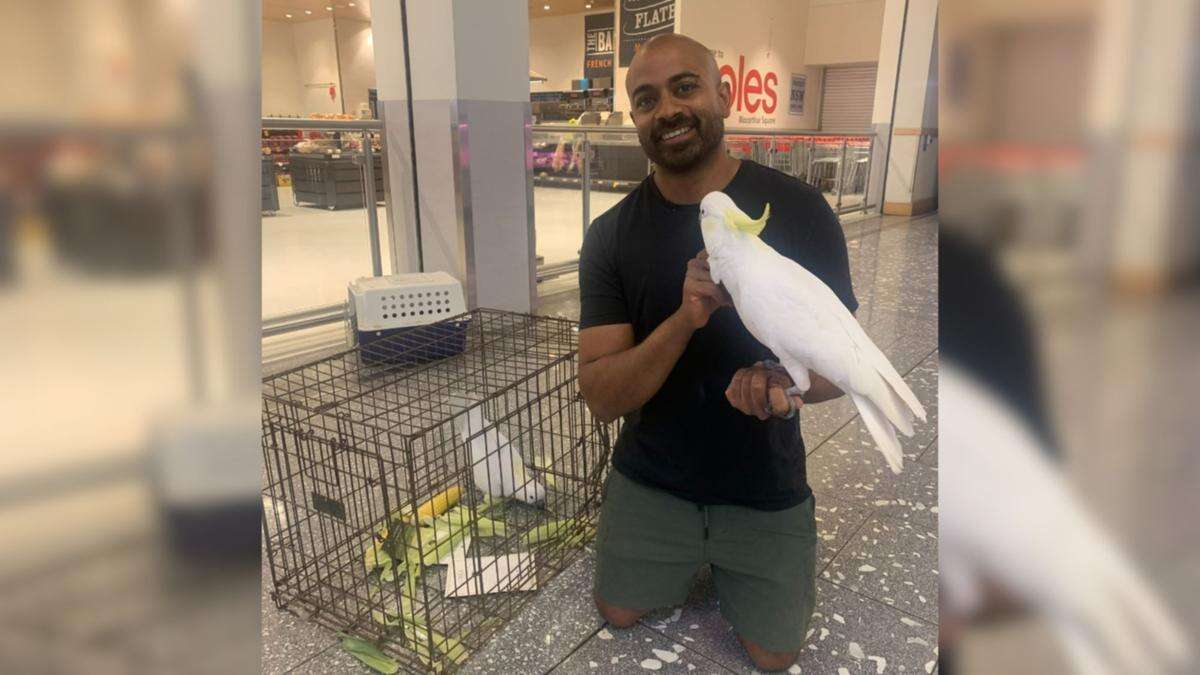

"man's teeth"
[662, 126, 692, 140]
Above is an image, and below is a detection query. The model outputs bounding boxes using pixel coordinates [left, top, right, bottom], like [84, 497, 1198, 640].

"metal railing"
[530, 125, 875, 281]
[261, 303, 347, 338]
[261, 120, 877, 336]
[261, 117, 385, 337]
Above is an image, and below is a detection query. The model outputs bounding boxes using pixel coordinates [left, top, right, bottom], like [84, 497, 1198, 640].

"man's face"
[626, 42, 732, 172]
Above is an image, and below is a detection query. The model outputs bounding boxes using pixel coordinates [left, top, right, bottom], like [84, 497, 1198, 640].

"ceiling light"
[543, 4, 550, 10]
[304, 9, 312, 14]
[326, 5, 333, 10]
[348, 1, 355, 5]
[285, 13, 293, 18]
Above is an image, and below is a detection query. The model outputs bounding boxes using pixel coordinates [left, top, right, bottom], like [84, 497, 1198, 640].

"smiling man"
[577, 34, 859, 672]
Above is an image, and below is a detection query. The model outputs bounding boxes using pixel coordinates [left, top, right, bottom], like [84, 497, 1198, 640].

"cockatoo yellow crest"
[727, 203, 770, 237]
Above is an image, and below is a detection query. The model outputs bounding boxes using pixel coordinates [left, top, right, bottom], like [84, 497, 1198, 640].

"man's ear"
[718, 80, 734, 118]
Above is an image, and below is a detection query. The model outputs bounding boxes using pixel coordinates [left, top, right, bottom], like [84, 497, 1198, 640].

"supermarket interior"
[259, 1, 940, 673]
[4, 1, 1199, 674]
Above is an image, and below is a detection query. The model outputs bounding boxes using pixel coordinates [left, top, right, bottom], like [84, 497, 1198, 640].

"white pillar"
[869, 0, 938, 215]
[372, 0, 536, 312]
[1086, 0, 1200, 291]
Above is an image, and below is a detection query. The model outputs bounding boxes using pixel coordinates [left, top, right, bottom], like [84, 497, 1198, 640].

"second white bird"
[456, 402, 546, 505]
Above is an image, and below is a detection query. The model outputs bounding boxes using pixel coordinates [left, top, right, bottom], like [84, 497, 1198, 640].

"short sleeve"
[800, 193, 859, 314]
[578, 217, 630, 329]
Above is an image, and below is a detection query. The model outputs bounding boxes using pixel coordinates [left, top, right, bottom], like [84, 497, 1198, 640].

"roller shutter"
[819, 63, 877, 133]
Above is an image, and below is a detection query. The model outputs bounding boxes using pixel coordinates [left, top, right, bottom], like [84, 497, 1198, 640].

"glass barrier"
[727, 134, 874, 214]
[259, 122, 875, 322]
[585, 129, 649, 248]
[532, 125, 875, 280]
[261, 123, 388, 322]
[839, 138, 873, 211]
[807, 139, 843, 191]
[531, 130, 587, 269]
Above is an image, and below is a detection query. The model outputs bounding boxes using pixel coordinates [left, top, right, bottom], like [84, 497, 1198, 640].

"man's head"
[625, 34, 732, 173]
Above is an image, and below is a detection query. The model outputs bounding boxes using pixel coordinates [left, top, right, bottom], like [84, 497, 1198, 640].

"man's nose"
[656, 94, 685, 124]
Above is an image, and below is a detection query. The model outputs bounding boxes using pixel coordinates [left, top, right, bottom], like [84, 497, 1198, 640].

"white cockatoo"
[455, 401, 546, 506]
[699, 191, 925, 473]
[940, 361, 1190, 675]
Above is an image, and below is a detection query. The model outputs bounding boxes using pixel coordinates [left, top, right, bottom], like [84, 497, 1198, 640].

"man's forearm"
[580, 312, 695, 422]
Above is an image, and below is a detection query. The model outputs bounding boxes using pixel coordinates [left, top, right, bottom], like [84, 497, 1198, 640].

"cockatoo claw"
[779, 386, 804, 419]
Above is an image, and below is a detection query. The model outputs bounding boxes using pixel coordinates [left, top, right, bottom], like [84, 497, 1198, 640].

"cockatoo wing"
[740, 240, 924, 424]
[727, 240, 924, 472]
[941, 362, 1190, 675]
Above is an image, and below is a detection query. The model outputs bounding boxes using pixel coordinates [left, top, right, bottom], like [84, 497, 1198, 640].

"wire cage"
[262, 309, 612, 672]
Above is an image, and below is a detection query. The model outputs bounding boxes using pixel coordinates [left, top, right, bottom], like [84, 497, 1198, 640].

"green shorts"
[593, 468, 817, 653]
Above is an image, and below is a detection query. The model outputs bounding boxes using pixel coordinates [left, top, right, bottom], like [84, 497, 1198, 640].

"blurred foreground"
[940, 0, 1199, 673]
[0, 1, 260, 672]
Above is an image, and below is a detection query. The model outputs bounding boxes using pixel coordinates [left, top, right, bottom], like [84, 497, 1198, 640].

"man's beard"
[640, 108, 724, 173]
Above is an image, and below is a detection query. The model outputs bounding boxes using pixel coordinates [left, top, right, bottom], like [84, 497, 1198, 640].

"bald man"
[577, 35, 859, 671]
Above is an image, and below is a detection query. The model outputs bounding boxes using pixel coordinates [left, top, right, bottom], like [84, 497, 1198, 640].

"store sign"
[789, 73, 806, 115]
[719, 55, 780, 124]
[584, 13, 614, 83]
[619, 0, 675, 67]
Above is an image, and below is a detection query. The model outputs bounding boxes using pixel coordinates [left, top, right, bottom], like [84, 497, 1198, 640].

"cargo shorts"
[593, 468, 818, 653]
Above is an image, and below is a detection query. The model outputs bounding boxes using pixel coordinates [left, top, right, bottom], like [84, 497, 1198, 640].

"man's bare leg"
[593, 591, 650, 628]
[736, 633, 800, 672]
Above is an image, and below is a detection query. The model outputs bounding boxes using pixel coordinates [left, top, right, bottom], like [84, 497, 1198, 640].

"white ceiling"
[528, 0, 614, 19]
[264, 0, 372, 23]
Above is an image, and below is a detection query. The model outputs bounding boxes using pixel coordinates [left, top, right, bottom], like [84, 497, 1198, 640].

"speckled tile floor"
[262, 212, 939, 673]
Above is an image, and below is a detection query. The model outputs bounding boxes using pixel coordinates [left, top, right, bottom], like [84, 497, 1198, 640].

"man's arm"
[726, 362, 844, 421]
[579, 316, 692, 423]
[580, 252, 728, 423]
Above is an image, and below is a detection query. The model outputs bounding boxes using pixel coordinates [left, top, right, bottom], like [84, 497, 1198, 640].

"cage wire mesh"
[262, 309, 614, 672]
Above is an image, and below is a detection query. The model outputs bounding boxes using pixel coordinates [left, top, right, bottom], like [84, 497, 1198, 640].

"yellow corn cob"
[417, 486, 462, 520]
[392, 486, 463, 524]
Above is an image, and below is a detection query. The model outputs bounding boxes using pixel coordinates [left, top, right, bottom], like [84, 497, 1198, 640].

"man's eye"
[677, 82, 697, 94]
[635, 97, 655, 111]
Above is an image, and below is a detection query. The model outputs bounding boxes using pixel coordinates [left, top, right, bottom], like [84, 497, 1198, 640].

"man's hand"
[726, 361, 804, 420]
[677, 250, 733, 330]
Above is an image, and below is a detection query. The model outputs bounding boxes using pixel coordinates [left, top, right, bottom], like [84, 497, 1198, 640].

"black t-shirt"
[579, 159, 858, 510]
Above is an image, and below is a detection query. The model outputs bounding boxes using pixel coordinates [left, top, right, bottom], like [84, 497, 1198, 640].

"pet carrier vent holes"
[380, 291, 455, 320]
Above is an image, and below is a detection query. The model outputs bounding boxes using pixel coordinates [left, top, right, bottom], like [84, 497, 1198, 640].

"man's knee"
[737, 634, 799, 672]
[750, 650, 799, 672]
[593, 591, 646, 628]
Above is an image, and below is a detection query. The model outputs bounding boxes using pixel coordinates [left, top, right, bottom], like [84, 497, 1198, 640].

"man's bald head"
[628, 34, 721, 89]
[623, 33, 732, 174]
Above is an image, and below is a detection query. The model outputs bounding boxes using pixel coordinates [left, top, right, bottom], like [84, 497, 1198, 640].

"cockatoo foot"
[777, 386, 806, 419]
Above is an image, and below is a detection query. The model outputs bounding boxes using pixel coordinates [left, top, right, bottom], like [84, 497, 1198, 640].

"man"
[578, 34, 858, 672]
